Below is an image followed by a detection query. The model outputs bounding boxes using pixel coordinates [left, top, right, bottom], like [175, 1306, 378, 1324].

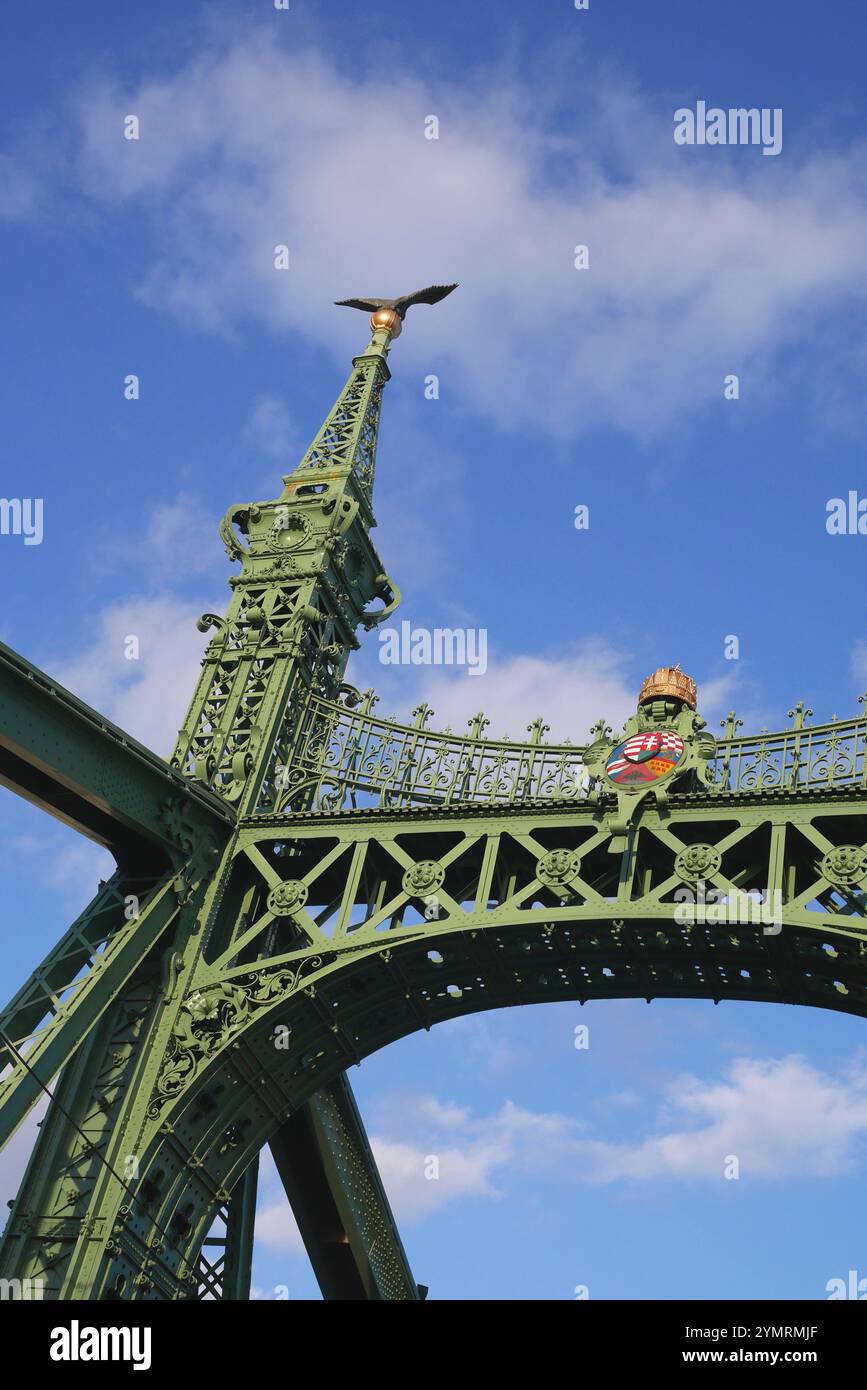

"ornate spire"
[175, 294, 451, 804]
[284, 288, 456, 508]
[284, 317, 394, 507]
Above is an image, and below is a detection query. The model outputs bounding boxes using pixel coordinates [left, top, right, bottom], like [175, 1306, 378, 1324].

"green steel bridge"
[1, 298, 866, 1300]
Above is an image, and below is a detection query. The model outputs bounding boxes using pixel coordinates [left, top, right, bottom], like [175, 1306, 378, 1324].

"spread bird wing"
[334, 284, 458, 316]
[393, 283, 458, 312]
[334, 297, 386, 312]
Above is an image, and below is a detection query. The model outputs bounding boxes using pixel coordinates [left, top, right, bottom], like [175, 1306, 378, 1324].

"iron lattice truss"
[0, 305, 866, 1300]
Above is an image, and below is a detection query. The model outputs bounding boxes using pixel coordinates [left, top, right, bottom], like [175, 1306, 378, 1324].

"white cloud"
[421, 645, 634, 743]
[46, 839, 115, 911]
[274, 1056, 867, 1235]
[409, 1096, 472, 1129]
[144, 495, 221, 577]
[254, 1196, 305, 1256]
[47, 593, 214, 757]
[243, 395, 296, 461]
[370, 1137, 502, 1222]
[367, 1093, 586, 1225]
[695, 669, 742, 723]
[251, 1096, 571, 1248]
[581, 1054, 867, 1182]
[352, 639, 636, 743]
[0, 152, 44, 220]
[58, 33, 867, 434]
[251, 1149, 305, 1255]
[351, 639, 739, 745]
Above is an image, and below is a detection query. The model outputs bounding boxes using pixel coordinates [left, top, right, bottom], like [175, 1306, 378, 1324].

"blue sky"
[2, 0, 867, 1300]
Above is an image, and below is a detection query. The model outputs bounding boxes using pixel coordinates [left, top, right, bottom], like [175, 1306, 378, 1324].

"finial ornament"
[335, 283, 458, 341]
[638, 664, 697, 710]
[369, 307, 403, 338]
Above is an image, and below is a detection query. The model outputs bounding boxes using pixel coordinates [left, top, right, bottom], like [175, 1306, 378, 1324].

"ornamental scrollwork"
[147, 958, 328, 1116]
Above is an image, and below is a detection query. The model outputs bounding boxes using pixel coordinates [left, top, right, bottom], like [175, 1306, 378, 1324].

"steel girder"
[0, 640, 235, 1151]
[269, 1075, 420, 1300]
[0, 638, 233, 866]
[0, 663, 418, 1301]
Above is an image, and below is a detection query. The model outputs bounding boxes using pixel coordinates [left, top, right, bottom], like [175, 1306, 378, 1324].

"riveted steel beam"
[0, 638, 234, 864]
[269, 1074, 421, 1300]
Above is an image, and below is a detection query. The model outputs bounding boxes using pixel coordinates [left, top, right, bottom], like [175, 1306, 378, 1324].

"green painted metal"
[0, 871, 180, 1152]
[0, 637, 233, 863]
[0, 653, 234, 1153]
[264, 687, 867, 812]
[270, 1074, 420, 1299]
[198, 1156, 259, 1300]
[1, 299, 866, 1299]
[0, 316, 415, 1300]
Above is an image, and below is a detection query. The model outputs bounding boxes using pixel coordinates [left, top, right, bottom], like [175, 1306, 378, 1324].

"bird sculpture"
[334, 283, 458, 320]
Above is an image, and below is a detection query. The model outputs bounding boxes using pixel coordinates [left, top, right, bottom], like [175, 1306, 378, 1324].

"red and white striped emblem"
[605, 731, 685, 785]
[623, 732, 663, 762]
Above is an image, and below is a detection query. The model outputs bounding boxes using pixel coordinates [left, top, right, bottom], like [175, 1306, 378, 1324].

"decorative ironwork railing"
[260, 689, 588, 812]
[710, 703, 867, 794]
[256, 689, 867, 814]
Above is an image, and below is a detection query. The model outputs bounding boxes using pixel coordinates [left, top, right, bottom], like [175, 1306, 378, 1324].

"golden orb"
[369, 307, 402, 338]
[638, 665, 697, 709]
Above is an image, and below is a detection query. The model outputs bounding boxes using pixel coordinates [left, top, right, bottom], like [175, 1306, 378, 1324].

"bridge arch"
[94, 873, 867, 1299]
